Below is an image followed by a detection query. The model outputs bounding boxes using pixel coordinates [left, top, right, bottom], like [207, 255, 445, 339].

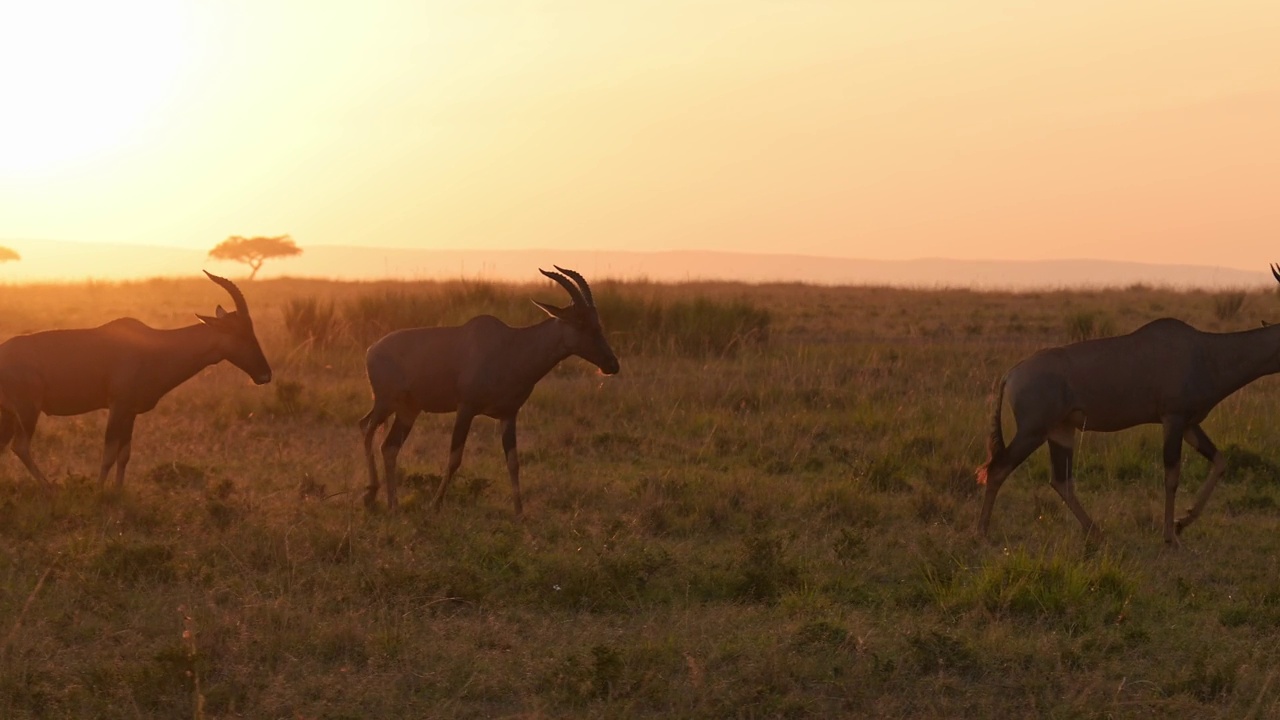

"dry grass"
[2, 277, 1280, 718]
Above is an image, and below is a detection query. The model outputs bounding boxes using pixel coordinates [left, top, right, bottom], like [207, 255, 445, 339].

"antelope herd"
[3, 264, 1280, 546]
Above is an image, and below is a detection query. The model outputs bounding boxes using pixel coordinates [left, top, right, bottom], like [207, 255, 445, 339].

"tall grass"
[282, 296, 340, 349]
[1213, 291, 1247, 322]
[1064, 309, 1115, 342]
[282, 282, 770, 358]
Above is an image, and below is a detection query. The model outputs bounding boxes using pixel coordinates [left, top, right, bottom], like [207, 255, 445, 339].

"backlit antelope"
[359, 267, 620, 513]
[977, 266, 1280, 544]
[0, 271, 272, 490]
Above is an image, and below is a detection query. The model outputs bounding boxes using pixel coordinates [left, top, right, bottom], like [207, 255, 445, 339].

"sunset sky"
[1, 1, 1277, 276]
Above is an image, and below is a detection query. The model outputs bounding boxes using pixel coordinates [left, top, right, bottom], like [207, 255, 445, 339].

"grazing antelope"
[359, 267, 620, 513]
[0, 271, 272, 491]
[977, 266, 1280, 544]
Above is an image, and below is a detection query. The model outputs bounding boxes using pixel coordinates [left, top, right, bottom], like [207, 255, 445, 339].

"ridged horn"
[204, 270, 251, 317]
[539, 268, 586, 307]
[554, 265, 595, 307]
[1271, 263, 1280, 284]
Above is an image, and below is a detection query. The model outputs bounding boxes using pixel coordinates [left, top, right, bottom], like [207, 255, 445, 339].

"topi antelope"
[359, 266, 620, 513]
[977, 266, 1280, 544]
[0, 271, 272, 491]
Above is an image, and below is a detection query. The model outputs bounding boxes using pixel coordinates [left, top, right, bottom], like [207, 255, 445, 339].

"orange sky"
[1, 1, 1277, 272]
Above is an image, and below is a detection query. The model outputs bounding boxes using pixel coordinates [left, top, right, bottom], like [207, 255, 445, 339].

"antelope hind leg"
[1175, 425, 1225, 535]
[361, 405, 392, 507]
[978, 430, 1047, 538]
[1047, 431, 1100, 539]
[380, 412, 418, 510]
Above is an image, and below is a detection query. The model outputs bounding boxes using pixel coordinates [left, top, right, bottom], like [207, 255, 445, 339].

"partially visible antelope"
[359, 267, 620, 513]
[977, 266, 1280, 545]
[0, 271, 272, 491]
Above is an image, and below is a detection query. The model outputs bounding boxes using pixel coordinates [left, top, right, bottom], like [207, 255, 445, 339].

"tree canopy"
[0, 247, 20, 263]
[207, 235, 301, 279]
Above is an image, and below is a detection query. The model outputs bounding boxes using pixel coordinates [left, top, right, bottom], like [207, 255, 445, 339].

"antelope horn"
[1271, 263, 1280, 284]
[553, 265, 595, 307]
[539, 268, 586, 307]
[204, 270, 251, 317]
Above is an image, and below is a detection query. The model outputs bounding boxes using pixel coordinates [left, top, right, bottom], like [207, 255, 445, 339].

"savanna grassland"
[3, 276, 1280, 719]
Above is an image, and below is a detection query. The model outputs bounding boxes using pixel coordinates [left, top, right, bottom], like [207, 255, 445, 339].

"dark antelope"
[359, 267, 620, 513]
[978, 267, 1280, 544]
[0, 271, 272, 490]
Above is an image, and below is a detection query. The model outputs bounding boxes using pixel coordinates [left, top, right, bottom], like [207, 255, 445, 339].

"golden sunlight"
[0, 1, 190, 178]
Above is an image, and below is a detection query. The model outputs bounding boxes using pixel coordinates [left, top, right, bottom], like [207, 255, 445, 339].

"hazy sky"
[1, 1, 1277, 270]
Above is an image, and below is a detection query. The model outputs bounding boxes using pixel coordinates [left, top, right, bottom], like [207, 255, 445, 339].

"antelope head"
[535, 266, 620, 375]
[198, 270, 273, 385]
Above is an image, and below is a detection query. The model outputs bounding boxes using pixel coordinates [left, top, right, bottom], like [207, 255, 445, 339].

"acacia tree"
[0, 247, 19, 263]
[208, 234, 301, 280]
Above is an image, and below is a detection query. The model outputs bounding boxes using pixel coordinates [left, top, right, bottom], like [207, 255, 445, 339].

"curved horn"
[539, 268, 586, 307]
[1271, 263, 1280, 284]
[553, 265, 595, 307]
[204, 270, 251, 317]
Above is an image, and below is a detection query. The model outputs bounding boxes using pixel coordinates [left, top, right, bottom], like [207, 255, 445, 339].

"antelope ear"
[533, 299, 567, 319]
[215, 305, 229, 319]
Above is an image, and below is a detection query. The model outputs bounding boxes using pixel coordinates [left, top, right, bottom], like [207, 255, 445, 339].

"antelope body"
[0, 272, 271, 490]
[360, 267, 619, 512]
[977, 278, 1280, 544]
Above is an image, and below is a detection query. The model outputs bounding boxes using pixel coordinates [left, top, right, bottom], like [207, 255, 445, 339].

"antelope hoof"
[1174, 513, 1195, 535]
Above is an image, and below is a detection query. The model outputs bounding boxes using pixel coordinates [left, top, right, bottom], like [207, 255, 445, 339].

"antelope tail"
[975, 375, 1008, 485]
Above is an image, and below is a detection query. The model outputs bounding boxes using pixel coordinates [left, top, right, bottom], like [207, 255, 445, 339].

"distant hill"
[0, 238, 1268, 289]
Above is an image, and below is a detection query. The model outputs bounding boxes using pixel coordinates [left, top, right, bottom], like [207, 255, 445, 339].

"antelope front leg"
[501, 415, 522, 516]
[432, 410, 474, 512]
[1176, 425, 1226, 535]
[1161, 416, 1186, 546]
[113, 415, 136, 488]
[98, 409, 136, 489]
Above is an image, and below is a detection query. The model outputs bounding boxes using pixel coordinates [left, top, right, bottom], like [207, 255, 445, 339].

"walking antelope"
[0, 271, 272, 490]
[977, 266, 1280, 544]
[359, 267, 620, 513]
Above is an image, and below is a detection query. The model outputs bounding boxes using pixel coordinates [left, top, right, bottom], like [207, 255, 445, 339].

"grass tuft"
[1064, 310, 1115, 342]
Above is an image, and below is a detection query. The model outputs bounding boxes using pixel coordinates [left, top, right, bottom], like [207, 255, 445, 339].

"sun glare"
[0, 1, 190, 179]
